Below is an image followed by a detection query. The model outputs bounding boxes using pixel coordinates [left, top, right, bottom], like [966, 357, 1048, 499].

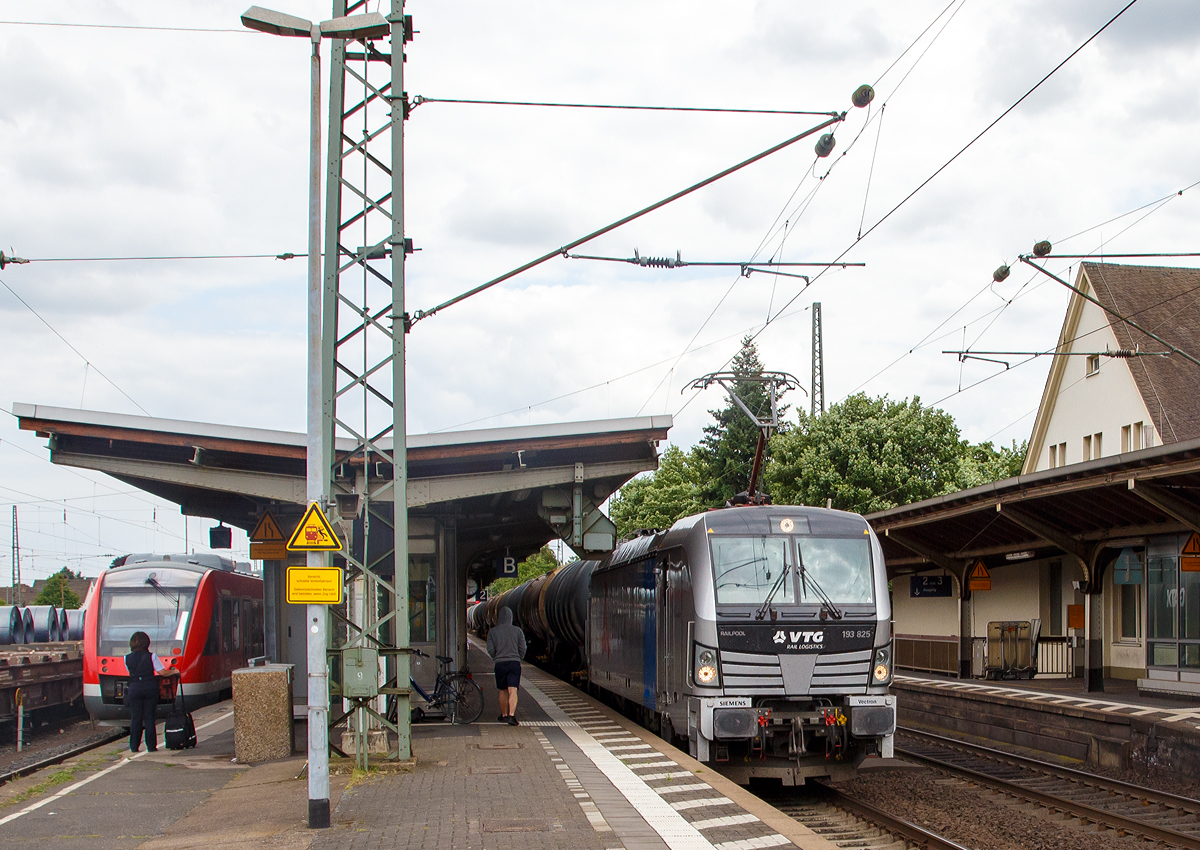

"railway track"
[764, 783, 972, 850]
[896, 726, 1200, 849]
[0, 727, 127, 787]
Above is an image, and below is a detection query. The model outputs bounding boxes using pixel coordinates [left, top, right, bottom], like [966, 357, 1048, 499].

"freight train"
[470, 505, 896, 785]
[83, 554, 264, 721]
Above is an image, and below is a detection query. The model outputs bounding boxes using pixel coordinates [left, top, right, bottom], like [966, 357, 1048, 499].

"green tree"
[608, 445, 706, 539]
[955, 439, 1027, 489]
[486, 546, 560, 596]
[35, 567, 83, 609]
[694, 337, 788, 506]
[765, 393, 966, 513]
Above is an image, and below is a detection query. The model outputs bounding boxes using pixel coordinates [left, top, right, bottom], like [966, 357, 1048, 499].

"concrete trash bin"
[232, 663, 294, 763]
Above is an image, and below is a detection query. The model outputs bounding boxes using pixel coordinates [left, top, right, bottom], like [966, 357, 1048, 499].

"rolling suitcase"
[164, 685, 197, 750]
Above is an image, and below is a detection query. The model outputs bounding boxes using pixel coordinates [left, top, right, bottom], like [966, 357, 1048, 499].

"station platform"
[893, 671, 1200, 779]
[0, 645, 838, 850]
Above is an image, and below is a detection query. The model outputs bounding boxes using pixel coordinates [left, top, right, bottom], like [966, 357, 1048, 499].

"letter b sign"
[502, 556, 517, 576]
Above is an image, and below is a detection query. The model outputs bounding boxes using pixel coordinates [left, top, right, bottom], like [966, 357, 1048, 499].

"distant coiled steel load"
[59, 608, 70, 641]
[21, 607, 34, 644]
[541, 559, 600, 650]
[466, 602, 483, 634]
[65, 608, 85, 641]
[27, 606, 59, 642]
[0, 606, 23, 645]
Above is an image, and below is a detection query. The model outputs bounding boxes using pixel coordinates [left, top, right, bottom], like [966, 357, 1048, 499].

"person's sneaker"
[497, 715, 506, 723]
[506, 715, 519, 726]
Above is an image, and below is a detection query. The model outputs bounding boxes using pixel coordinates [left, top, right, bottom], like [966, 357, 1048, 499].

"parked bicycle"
[388, 649, 483, 725]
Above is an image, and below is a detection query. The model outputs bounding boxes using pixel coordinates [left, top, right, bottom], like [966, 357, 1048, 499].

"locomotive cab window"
[712, 536, 793, 605]
[796, 537, 875, 605]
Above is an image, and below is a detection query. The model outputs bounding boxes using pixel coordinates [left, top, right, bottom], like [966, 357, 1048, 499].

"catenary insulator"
[852, 85, 875, 108]
[993, 264, 1011, 283]
[814, 134, 836, 158]
[1033, 240, 1052, 257]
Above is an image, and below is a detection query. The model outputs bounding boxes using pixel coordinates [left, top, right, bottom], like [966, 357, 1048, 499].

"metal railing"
[895, 634, 1078, 678]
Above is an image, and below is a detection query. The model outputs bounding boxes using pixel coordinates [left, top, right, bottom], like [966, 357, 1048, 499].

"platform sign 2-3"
[910, 575, 952, 597]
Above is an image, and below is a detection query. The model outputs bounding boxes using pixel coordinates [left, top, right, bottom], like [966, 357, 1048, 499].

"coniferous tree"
[694, 337, 787, 506]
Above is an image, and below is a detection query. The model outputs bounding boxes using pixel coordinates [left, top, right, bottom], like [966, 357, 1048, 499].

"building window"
[1058, 442, 1066, 467]
[1122, 425, 1131, 452]
[1093, 432, 1102, 459]
[1133, 421, 1143, 450]
[1120, 584, 1139, 639]
[1049, 444, 1057, 467]
[1086, 354, 1100, 376]
[1083, 435, 1091, 461]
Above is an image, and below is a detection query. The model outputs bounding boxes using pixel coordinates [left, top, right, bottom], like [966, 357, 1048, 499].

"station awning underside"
[13, 403, 671, 572]
[867, 437, 1200, 587]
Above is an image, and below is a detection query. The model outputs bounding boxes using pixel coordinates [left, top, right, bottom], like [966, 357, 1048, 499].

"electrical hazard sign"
[1183, 533, 1200, 572]
[967, 560, 991, 592]
[287, 503, 343, 552]
[249, 511, 288, 560]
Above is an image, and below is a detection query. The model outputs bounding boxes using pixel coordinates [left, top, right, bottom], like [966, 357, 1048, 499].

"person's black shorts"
[494, 660, 521, 690]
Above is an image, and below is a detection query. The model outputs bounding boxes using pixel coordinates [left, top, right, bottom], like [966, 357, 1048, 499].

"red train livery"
[83, 554, 264, 721]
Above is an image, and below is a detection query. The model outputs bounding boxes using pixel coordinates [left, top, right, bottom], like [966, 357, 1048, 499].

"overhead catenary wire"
[0, 20, 251, 33]
[18, 253, 305, 263]
[0, 277, 150, 416]
[410, 112, 845, 324]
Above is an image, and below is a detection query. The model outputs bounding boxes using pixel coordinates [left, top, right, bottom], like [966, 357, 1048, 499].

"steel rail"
[896, 728, 1200, 849]
[900, 726, 1200, 811]
[0, 728, 127, 787]
[824, 787, 975, 850]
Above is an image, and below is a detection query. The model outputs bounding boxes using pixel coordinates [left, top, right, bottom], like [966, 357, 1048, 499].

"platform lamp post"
[239, 5, 388, 830]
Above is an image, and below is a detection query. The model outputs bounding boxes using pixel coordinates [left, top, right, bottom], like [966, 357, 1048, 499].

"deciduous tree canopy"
[35, 567, 83, 609]
[608, 445, 705, 539]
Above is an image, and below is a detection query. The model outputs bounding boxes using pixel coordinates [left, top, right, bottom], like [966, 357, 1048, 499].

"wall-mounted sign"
[1067, 603, 1085, 630]
[967, 561, 991, 592]
[910, 575, 952, 598]
[1113, 547, 1143, 585]
[249, 511, 288, 560]
[1183, 533, 1200, 572]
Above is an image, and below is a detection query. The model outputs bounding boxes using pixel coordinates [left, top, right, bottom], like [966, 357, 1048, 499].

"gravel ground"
[834, 764, 1152, 850]
[0, 710, 124, 777]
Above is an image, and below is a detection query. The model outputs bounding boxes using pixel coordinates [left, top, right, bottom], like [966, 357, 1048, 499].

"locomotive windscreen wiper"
[797, 552, 843, 620]
[754, 563, 793, 621]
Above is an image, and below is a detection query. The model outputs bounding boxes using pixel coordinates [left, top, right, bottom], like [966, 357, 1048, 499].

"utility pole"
[811, 302, 825, 417]
[11, 506, 20, 606]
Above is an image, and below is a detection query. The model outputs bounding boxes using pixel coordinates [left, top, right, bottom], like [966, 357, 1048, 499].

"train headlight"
[693, 643, 720, 687]
[872, 644, 892, 683]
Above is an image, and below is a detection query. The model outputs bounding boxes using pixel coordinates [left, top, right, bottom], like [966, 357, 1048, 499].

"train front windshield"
[97, 568, 201, 656]
[712, 535, 875, 606]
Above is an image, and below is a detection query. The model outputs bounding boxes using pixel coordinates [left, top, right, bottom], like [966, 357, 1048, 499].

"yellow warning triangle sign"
[970, 561, 991, 580]
[1184, 533, 1200, 556]
[287, 503, 343, 552]
[249, 511, 285, 543]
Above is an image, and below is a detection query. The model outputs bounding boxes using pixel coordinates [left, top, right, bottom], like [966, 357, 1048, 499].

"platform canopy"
[867, 436, 1200, 591]
[13, 403, 671, 578]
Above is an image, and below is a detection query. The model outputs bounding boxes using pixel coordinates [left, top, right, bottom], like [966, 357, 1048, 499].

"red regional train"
[84, 553, 264, 721]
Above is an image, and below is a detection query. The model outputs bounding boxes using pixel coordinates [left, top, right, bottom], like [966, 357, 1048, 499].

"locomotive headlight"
[872, 645, 892, 683]
[693, 643, 720, 687]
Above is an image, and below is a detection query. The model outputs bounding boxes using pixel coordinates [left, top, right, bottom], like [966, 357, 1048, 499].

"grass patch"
[1, 768, 79, 809]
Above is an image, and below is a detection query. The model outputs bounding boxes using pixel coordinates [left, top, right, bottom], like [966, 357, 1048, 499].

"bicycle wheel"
[446, 677, 484, 725]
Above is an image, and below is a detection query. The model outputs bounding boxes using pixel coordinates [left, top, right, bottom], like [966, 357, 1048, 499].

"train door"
[663, 547, 688, 734]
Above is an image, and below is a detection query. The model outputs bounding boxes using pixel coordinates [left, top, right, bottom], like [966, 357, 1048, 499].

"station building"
[877, 263, 1200, 696]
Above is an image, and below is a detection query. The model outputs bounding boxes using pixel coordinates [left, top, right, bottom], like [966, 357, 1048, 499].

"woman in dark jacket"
[125, 631, 164, 752]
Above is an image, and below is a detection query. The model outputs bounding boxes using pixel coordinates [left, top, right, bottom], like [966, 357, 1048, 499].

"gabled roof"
[1024, 263, 1200, 472]
[1083, 263, 1200, 443]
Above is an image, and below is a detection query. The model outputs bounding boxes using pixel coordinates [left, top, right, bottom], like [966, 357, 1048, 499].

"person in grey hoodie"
[486, 607, 527, 726]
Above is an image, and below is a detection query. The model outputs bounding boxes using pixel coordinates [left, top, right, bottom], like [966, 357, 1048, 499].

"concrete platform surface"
[0, 647, 838, 850]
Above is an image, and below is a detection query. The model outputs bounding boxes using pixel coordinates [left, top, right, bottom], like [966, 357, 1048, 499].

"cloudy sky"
[2, 0, 1198, 580]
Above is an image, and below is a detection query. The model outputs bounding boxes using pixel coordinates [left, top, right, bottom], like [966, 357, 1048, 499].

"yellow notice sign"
[967, 560, 991, 592]
[287, 503, 342, 552]
[286, 566, 344, 604]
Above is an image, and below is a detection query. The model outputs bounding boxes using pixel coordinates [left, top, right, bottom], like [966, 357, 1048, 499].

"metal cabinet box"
[342, 647, 379, 698]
